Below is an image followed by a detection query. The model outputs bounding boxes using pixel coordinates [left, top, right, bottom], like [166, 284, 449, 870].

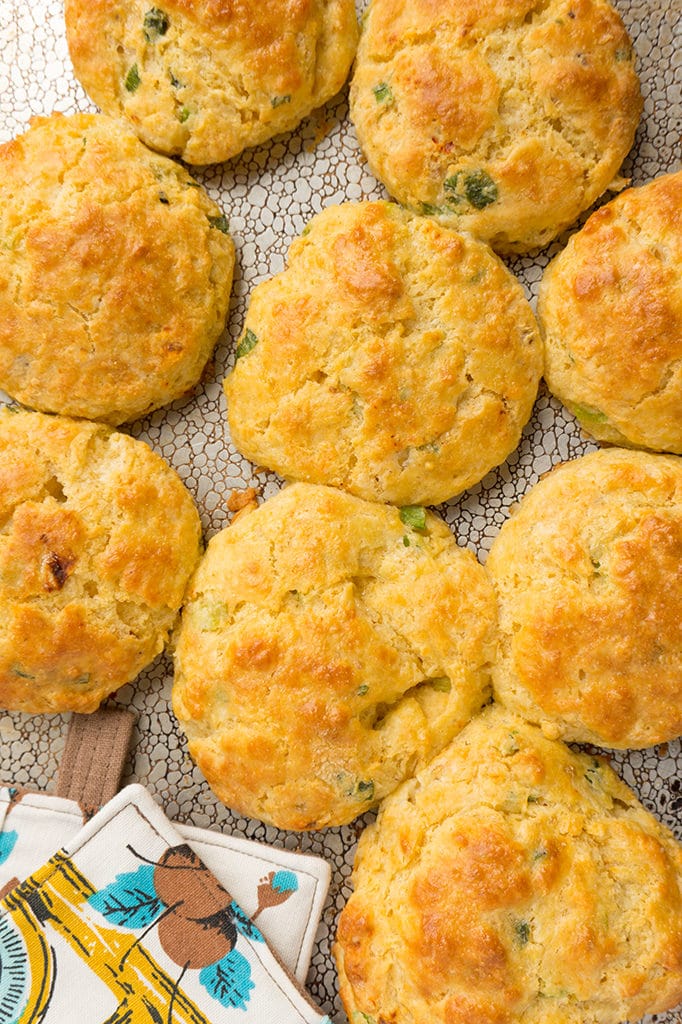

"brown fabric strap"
[56, 708, 136, 817]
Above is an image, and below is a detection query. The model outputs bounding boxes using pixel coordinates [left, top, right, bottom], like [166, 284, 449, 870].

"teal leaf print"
[271, 870, 298, 895]
[230, 901, 264, 942]
[0, 830, 17, 866]
[200, 947, 254, 1009]
[88, 864, 163, 928]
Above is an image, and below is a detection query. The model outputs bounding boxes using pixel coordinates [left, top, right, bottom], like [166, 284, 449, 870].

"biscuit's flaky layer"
[487, 448, 682, 748]
[350, 0, 641, 252]
[539, 171, 682, 452]
[225, 202, 541, 506]
[65, 0, 358, 164]
[0, 112, 234, 424]
[335, 706, 682, 1024]
[172, 483, 496, 830]
[0, 409, 202, 714]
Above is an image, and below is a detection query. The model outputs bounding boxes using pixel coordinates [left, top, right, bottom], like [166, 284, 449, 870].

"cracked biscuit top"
[349, 0, 642, 253]
[0, 112, 234, 424]
[335, 705, 682, 1024]
[486, 448, 682, 749]
[224, 201, 542, 506]
[64, 0, 358, 164]
[539, 171, 682, 453]
[172, 482, 496, 830]
[0, 408, 202, 714]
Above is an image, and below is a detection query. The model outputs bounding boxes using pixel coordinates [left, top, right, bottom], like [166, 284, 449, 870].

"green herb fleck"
[615, 47, 632, 61]
[356, 684, 369, 697]
[208, 214, 229, 234]
[503, 731, 520, 755]
[444, 172, 464, 205]
[236, 328, 258, 359]
[125, 64, 141, 93]
[418, 201, 446, 216]
[72, 674, 91, 686]
[533, 846, 548, 861]
[584, 758, 602, 787]
[527, 792, 541, 804]
[399, 506, 427, 533]
[372, 82, 393, 103]
[301, 222, 312, 237]
[464, 170, 498, 209]
[169, 71, 182, 88]
[515, 920, 531, 945]
[144, 7, 169, 42]
[356, 779, 375, 801]
[177, 106, 190, 123]
[271, 95, 291, 108]
[445, 169, 498, 210]
[353, 1014, 377, 1024]
[429, 676, 451, 693]
[567, 402, 609, 425]
[402, 535, 410, 547]
[11, 666, 35, 679]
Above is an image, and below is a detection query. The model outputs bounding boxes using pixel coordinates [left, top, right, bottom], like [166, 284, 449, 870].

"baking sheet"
[0, 1, 680, 1020]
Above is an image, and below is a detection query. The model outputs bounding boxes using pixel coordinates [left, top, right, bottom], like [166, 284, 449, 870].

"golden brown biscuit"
[539, 171, 682, 452]
[486, 448, 682, 748]
[0, 408, 202, 714]
[64, 0, 358, 165]
[335, 706, 682, 1024]
[172, 482, 496, 830]
[0, 112, 234, 424]
[350, 0, 642, 252]
[224, 202, 542, 506]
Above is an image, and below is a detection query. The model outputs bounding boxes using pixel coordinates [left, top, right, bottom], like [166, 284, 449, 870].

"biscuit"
[0, 112, 234, 424]
[64, 0, 358, 165]
[349, 0, 642, 252]
[0, 408, 202, 714]
[539, 171, 682, 452]
[224, 202, 542, 506]
[486, 447, 682, 748]
[335, 706, 682, 1024]
[172, 482, 496, 830]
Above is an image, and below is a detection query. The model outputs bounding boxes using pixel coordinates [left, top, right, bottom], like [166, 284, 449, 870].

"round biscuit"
[172, 482, 496, 830]
[539, 171, 682, 452]
[350, 0, 642, 252]
[486, 447, 682, 748]
[0, 408, 203, 714]
[0, 112, 234, 424]
[224, 201, 542, 506]
[64, 0, 358, 165]
[335, 706, 682, 1024]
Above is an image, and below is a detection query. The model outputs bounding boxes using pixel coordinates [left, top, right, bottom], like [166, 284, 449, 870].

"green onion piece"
[271, 95, 292, 108]
[125, 64, 141, 92]
[236, 328, 258, 359]
[372, 82, 393, 103]
[356, 684, 369, 696]
[208, 214, 229, 234]
[399, 505, 427, 533]
[515, 920, 530, 945]
[567, 402, 609, 425]
[464, 170, 498, 209]
[177, 106, 190, 123]
[429, 676, 451, 693]
[144, 7, 169, 42]
[356, 779, 375, 801]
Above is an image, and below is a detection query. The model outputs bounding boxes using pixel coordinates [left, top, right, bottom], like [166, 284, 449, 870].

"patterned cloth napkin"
[0, 786, 330, 985]
[0, 784, 332, 1023]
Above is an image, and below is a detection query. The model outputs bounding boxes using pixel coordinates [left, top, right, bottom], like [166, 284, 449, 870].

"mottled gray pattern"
[0, 1, 680, 1020]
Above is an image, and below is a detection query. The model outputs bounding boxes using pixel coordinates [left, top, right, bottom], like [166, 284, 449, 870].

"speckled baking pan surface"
[0, 1, 680, 1020]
